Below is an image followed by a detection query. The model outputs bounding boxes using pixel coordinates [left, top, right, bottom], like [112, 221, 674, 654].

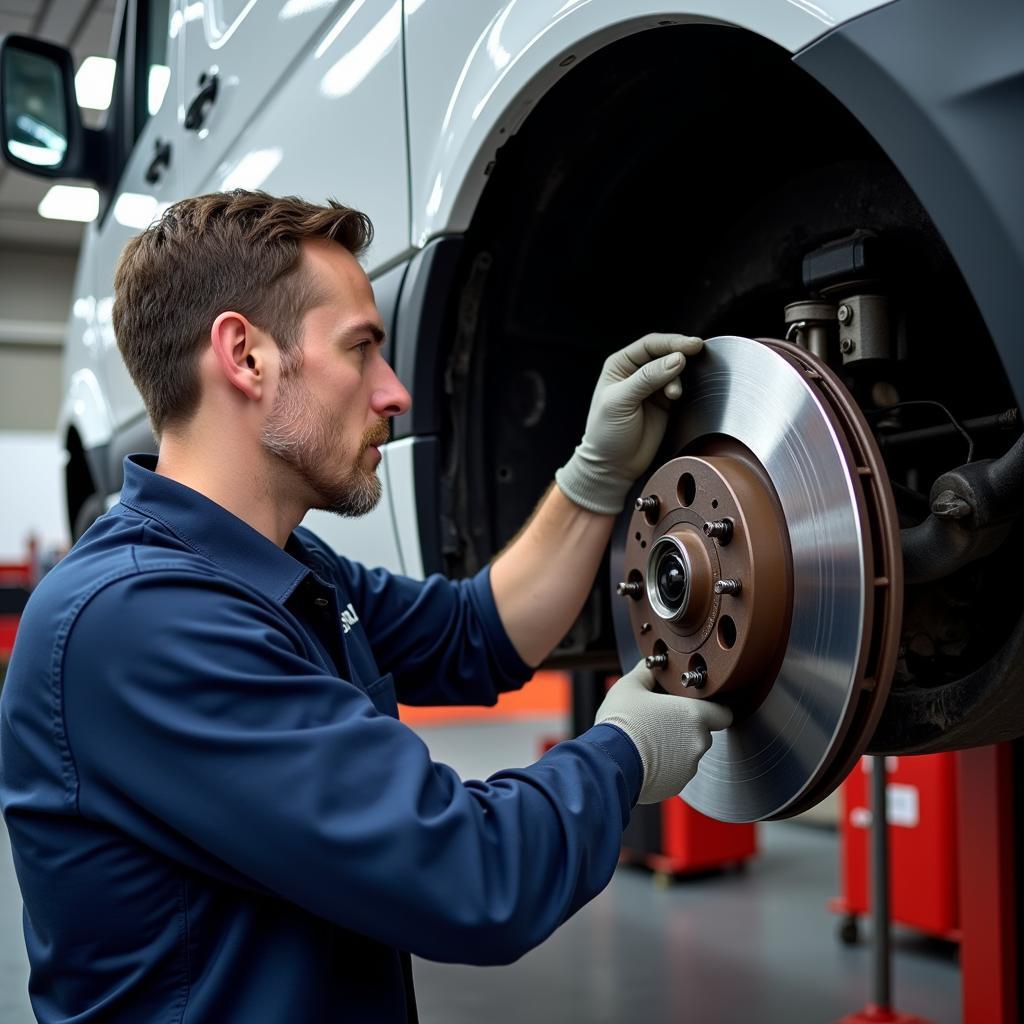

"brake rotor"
[610, 336, 902, 822]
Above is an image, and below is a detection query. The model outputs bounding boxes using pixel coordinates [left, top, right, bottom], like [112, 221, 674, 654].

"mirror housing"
[0, 33, 106, 182]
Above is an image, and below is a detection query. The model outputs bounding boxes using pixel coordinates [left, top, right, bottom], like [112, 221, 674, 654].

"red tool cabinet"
[831, 754, 959, 943]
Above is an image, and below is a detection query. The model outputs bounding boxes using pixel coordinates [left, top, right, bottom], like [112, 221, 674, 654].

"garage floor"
[0, 718, 960, 1023]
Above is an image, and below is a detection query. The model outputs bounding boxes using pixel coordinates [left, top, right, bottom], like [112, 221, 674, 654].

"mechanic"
[0, 190, 732, 1023]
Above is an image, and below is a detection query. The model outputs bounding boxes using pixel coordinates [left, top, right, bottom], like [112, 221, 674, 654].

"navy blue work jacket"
[0, 454, 641, 1023]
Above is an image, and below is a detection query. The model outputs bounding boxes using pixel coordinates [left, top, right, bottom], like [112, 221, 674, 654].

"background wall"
[0, 246, 77, 562]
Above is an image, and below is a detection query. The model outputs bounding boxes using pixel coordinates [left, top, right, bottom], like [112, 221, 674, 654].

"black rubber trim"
[372, 259, 410, 369]
[392, 236, 464, 440]
[105, 414, 156, 493]
[794, 0, 1024, 407]
[411, 435, 443, 577]
[81, 442, 110, 499]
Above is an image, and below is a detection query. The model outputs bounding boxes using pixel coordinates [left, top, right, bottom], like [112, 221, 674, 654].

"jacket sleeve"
[63, 570, 642, 966]
[301, 526, 533, 706]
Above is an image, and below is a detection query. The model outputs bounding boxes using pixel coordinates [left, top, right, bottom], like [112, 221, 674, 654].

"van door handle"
[144, 138, 172, 184]
[184, 71, 219, 131]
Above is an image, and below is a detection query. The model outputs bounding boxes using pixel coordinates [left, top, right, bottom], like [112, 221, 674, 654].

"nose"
[371, 359, 412, 419]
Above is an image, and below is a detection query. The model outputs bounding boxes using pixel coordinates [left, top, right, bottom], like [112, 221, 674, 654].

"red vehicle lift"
[833, 745, 1020, 1024]
[958, 744, 1018, 1024]
[832, 754, 960, 944]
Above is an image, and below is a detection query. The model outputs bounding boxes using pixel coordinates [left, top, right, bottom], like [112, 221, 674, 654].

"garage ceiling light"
[75, 56, 116, 111]
[38, 185, 99, 222]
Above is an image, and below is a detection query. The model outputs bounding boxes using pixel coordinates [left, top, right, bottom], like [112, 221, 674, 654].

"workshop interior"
[0, 0, 1021, 1022]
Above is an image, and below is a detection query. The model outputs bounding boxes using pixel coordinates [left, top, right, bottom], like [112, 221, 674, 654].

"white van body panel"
[86, 0, 186, 436]
[404, 0, 896, 246]
[56, 0, 894, 538]
[59, 254, 113, 450]
[180, 0, 411, 277]
[59, 369, 116, 453]
[383, 437, 425, 579]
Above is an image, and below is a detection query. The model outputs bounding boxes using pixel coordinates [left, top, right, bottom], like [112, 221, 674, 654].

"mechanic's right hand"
[595, 661, 733, 804]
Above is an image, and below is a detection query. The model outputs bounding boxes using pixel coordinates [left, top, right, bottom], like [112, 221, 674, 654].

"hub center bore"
[650, 541, 688, 617]
[645, 531, 712, 625]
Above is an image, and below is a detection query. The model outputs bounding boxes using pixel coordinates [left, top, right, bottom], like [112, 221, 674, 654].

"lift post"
[836, 756, 933, 1024]
[957, 742, 1019, 1024]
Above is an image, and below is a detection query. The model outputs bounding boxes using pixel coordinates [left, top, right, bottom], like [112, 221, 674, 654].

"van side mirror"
[0, 34, 101, 181]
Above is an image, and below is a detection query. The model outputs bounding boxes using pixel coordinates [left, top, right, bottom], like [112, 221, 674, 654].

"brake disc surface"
[610, 336, 902, 822]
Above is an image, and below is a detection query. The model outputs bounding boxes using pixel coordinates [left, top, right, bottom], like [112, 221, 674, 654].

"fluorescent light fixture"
[75, 56, 116, 111]
[113, 192, 160, 230]
[148, 64, 171, 115]
[38, 185, 99, 222]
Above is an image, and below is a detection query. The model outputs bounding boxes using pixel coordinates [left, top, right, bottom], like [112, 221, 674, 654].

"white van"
[2, 0, 1023, 765]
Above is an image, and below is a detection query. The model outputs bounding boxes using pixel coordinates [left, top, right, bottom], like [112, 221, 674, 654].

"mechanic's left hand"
[555, 333, 703, 514]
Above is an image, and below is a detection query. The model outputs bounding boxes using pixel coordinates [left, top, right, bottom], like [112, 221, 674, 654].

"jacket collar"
[117, 453, 321, 603]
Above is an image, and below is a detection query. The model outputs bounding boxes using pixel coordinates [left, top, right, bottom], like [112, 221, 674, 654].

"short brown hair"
[112, 190, 373, 436]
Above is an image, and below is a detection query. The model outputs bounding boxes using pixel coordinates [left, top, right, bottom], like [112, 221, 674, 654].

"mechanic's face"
[260, 241, 410, 516]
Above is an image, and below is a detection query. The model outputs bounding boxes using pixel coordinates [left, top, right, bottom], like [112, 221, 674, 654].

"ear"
[210, 312, 268, 401]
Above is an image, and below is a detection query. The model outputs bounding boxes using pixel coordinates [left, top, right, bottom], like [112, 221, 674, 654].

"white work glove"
[596, 661, 733, 804]
[555, 333, 703, 515]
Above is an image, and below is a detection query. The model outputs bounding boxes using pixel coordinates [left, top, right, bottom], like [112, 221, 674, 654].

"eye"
[355, 340, 372, 357]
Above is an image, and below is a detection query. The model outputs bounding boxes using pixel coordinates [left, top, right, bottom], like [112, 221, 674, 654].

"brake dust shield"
[610, 336, 902, 822]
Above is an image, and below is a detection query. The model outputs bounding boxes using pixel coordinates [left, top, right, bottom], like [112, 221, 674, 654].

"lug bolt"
[635, 495, 660, 515]
[681, 667, 707, 688]
[617, 580, 643, 599]
[714, 578, 742, 596]
[838, 304, 853, 325]
[703, 519, 733, 544]
[640, 622, 652, 634]
[646, 653, 668, 670]
[840, 338, 855, 355]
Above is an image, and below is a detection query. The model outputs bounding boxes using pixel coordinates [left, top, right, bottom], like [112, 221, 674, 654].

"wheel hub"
[623, 446, 792, 711]
[611, 336, 902, 822]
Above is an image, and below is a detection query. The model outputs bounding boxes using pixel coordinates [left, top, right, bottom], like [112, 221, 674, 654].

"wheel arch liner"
[794, 0, 1024, 409]
[406, 0, 896, 246]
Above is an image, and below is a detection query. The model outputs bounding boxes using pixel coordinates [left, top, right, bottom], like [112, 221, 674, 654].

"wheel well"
[436, 21, 1022, 723]
[443, 22, 1000, 570]
[65, 428, 96, 535]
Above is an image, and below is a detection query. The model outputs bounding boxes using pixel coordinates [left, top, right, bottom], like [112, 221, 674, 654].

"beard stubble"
[260, 372, 389, 517]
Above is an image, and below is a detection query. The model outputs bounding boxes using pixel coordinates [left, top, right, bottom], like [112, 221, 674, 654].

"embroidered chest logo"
[340, 602, 360, 634]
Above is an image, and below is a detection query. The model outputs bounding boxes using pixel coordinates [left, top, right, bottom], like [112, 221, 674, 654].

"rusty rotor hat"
[610, 336, 902, 822]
